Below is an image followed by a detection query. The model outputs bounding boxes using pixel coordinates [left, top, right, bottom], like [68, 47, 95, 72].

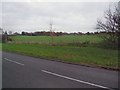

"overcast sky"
[1, 1, 118, 33]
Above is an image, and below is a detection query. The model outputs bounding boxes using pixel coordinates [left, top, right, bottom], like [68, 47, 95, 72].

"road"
[2, 52, 119, 89]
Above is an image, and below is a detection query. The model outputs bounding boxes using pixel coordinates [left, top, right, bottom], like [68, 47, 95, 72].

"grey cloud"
[1, 2, 117, 33]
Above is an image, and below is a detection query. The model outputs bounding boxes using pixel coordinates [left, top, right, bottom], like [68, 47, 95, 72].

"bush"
[2, 35, 12, 43]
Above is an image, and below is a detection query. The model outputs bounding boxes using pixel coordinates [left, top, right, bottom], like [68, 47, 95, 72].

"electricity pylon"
[50, 17, 54, 44]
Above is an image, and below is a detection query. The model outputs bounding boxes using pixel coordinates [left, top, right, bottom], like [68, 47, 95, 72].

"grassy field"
[10, 35, 102, 44]
[3, 35, 119, 70]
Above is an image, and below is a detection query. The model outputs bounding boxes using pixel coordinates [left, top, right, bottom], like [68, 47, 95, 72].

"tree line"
[2, 30, 111, 36]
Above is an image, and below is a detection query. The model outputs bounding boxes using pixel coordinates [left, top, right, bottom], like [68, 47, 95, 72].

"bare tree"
[96, 3, 120, 43]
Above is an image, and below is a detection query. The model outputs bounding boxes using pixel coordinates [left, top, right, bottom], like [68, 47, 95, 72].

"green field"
[10, 35, 102, 44]
[3, 35, 119, 70]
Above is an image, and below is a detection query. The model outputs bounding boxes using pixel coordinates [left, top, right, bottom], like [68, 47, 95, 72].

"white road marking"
[4, 58, 24, 66]
[41, 70, 113, 90]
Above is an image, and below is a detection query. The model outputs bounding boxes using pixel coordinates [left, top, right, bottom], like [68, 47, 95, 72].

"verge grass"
[3, 43, 118, 70]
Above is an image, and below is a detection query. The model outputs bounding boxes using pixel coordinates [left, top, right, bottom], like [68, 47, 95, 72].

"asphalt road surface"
[2, 52, 119, 89]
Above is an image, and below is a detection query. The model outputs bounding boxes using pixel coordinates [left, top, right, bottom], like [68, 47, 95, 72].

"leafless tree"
[96, 3, 120, 43]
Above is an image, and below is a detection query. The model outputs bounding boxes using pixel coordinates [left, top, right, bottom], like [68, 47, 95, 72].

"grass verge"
[3, 43, 119, 70]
